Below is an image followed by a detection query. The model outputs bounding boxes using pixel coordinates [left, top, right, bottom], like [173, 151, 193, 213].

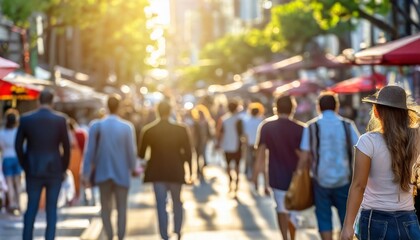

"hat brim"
[362, 97, 418, 113]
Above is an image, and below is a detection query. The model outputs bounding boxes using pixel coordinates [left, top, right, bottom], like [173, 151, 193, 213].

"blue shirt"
[300, 111, 359, 187]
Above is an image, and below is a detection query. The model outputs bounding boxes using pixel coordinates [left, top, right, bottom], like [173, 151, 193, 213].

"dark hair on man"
[5, 108, 19, 129]
[276, 95, 295, 114]
[318, 91, 338, 112]
[39, 88, 54, 105]
[107, 94, 121, 114]
[227, 100, 239, 113]
[251, 108, 259, 116]
[157, 100, 171, 118]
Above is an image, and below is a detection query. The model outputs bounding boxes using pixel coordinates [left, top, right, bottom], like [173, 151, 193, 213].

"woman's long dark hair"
[368, 104, 419, 191]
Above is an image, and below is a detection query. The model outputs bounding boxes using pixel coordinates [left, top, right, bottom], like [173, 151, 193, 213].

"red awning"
[0, 79, 41, 100]
[328, 73, 386, 94]
[0, 57, 19, 78]
[354, 33, 420, 65]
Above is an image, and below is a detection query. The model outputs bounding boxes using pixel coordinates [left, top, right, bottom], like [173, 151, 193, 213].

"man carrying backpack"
[298, 91, 359, 240]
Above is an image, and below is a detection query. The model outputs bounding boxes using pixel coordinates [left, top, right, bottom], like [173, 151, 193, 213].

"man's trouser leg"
[99, 180, 114, 239]
[153, 182, 169, 240]
[168, 183, 183, 235]
[115, 184, 128, 240]
[45, 179, 62, 240]
[23, 178, 43, 240]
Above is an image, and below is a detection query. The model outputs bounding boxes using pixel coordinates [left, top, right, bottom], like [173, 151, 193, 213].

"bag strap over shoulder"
[341, 119, 353, 181]
[311, 120, 353, 180]
[309, 122, 320, 177]
[94, 122, 101, 165]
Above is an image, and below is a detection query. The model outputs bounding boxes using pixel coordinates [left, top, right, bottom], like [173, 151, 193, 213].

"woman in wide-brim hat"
[341, 85, 420, 240]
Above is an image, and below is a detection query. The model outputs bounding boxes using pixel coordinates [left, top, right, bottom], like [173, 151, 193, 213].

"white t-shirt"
[0, 128, 18, 158]
[357, 132, 414, 211]
[220, 113, 242, 152]
[243, 116, 263, 146]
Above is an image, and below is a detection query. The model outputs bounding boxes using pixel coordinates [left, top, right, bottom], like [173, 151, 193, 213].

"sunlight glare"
[149, 0, 170, 25]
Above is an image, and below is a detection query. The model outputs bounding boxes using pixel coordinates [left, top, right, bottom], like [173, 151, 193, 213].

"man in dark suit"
[139, 100, 192, 240]
[15, 88, 70, 240]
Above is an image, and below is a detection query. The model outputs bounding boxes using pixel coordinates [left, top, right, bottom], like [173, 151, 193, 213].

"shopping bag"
[285, 168, 313, 210]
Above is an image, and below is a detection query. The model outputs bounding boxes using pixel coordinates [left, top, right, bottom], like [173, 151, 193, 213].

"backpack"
[309, 119, 353, 188]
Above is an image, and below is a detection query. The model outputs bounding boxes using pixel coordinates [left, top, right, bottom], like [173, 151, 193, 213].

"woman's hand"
[340, 226, 355, 240]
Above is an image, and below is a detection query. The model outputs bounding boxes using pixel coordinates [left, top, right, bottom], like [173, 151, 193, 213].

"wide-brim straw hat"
[362, 85, 418, 112]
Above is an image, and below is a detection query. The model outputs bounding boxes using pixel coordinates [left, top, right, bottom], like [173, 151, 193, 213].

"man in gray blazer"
[82, 94, 138, 240]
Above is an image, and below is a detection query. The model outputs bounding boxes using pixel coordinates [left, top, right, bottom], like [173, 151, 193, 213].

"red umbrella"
[354, 33, 420, 65]
[274, 79, 324, 96]
[0, 57, 19, 78]
[328, 73, 386, 94]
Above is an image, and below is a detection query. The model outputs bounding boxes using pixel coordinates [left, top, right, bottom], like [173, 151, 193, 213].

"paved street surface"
[0, 204, 100, 239]
[0, 151, 341, 239]
[122, 163, 340, 240]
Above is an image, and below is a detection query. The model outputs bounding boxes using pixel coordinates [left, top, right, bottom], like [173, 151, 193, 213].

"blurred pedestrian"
[341, 85, 420, 240]
[67, 119, 83, 205]
[82, 94, 138, 240]
[243, 102, 264, 182]
[0, 108, 22, 215]
[298, 91, 359, 240]
[215, 99, 244, 194]
[254, 95, 305, 240]
[70, 119, 89, 204]
[191, 104, 214, 180]
[15, 89, 70, 240]
[139, 100, 192, 240]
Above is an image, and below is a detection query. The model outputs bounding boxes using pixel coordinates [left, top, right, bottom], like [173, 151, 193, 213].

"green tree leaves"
[1, 0, 156, 84]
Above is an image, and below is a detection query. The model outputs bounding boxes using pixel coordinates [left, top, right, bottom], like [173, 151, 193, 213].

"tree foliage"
[73, 0, 155, 83]
[179, 31, 272, 88]
[310, 0, 398, 37]
[0, 0, 51, 27]
[266, 0, 326, 54]
[1, 0, 156, 84]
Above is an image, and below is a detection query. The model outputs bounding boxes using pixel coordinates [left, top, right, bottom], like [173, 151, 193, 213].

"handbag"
[285, 168, 313, 211]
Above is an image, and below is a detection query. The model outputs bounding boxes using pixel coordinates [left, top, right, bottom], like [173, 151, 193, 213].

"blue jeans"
[23, 177, 62, 240]
[357, 209, 420, 240]
[153, 182, 183, 240]
[313, 180, 349, 232]
[3, 157, 22, 176]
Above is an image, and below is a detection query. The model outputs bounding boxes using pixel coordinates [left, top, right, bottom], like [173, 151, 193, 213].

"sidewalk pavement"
[0, 204, 101, 239]
[0, 165, 341, 239]
[121, 164, 341, 240]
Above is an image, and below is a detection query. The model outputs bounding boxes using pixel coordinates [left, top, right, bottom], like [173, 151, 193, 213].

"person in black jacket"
[139, 100, 192, 240]
[15, 88, 70, 240]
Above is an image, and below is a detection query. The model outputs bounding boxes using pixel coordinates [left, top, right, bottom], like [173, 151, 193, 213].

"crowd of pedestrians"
[0, 84, 418, 240]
